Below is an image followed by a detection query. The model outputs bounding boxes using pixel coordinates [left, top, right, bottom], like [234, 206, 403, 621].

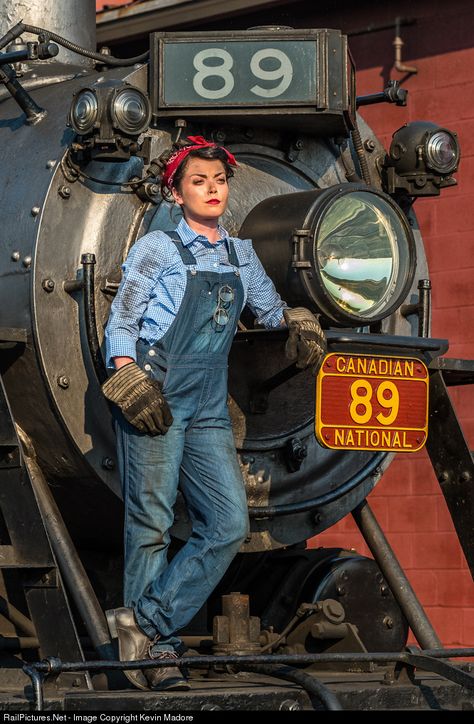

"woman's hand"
[283, 308, 327, 375]
[102, 362, 173, 435]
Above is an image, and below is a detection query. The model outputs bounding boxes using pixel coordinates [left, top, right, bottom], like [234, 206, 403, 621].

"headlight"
[425, 130, 459, 174]
[316, 189, 413, 319]
[111, 88, 151, 135]
[239, 184, 416, 326]
[70, 89, 98, 134]
[384, 121, 460, 197]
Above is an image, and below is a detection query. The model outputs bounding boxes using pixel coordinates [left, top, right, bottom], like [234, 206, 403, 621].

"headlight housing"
[68, 80, 152, 161]
[384, 121, 460, 197]
[240, 184, 416, 326]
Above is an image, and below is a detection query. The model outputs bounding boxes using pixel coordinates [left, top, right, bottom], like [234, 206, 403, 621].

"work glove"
[102, 362, 173, 435]
[283, 307, 327, 375]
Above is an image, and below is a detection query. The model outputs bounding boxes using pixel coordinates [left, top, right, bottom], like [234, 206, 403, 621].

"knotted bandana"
[162, 135, 238, 190]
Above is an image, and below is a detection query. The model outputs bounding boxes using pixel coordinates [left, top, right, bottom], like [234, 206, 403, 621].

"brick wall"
[313, 2, 474, 648]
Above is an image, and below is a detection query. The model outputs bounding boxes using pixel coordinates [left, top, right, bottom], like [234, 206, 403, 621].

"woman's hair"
[159, 143, 235, 201]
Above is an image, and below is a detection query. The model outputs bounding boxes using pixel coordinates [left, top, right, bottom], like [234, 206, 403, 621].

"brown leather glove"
[102, 362, 173, 435]
[283, 307, 327, 375]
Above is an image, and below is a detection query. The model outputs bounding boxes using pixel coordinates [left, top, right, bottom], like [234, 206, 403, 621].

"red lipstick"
[206, 199, 220, 205]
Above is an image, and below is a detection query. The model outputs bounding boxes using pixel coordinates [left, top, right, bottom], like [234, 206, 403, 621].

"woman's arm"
[104, 235, 163, 368]
[245, 244, 288, 328]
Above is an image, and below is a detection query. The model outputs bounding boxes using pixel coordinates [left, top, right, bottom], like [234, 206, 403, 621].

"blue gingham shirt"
[105, 218, 287, 367]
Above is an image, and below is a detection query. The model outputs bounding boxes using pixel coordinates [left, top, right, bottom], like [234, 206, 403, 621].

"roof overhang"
[97, 0, 289, 44]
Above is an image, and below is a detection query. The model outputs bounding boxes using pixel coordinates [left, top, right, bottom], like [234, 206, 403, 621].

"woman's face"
[171, 158, 229, 225]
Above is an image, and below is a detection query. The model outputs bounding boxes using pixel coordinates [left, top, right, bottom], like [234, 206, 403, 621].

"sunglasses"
[213, 284, 235, 326]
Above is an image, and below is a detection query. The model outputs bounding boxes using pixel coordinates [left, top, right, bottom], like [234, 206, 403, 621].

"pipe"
[81, 254, 107, 384]
[240, 664, 342, 710]
[16, 428, 115, 660]
[0, 595, 35, 637]
[393, 17, 418, 75]
[0, 62, 46, 123]
[0, 0, 96, 66]
[0, 636, 39, 650]
[351, 123, 372, 186]
[352, 499, 442, 649]
[23, 665, 44, 712]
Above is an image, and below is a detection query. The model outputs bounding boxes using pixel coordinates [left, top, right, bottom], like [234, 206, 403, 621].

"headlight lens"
[71, 89, 98, 134]
[111, 88, 151, 135]
[315, 190, 413, 320]
[425, 130, 459, 174]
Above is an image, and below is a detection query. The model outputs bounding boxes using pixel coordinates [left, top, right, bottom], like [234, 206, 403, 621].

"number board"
[149, 30, 354, 134]
[315, 353, 429, 452]
[160, 40, 317, 107]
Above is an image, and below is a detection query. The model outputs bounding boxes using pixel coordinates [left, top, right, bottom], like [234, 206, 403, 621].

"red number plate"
[316, 353, 429, 452]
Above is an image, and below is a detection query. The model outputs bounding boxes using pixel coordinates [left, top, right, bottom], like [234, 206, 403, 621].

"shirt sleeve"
[245, 242, 288, 328]
[104, 234, 164, 367]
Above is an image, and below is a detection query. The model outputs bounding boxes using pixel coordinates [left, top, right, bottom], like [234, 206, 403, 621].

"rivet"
[31, 206, 41, 217]
[57, 375, 70, 389]
[102, 457, 115, 471]
[46, 160, 56, 169]
[144, 364, 151, 371]
[148, 349, 156, 357]
[22, 256, 32, 268]
[383, 616, 394, 629]
[11, 251, 20, 262]
[438, 471, 449, 483]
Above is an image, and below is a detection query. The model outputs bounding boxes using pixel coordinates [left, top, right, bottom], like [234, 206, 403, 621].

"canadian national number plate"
[315, 353, 429, 452]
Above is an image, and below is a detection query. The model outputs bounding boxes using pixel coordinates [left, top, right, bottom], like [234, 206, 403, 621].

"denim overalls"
[115, 231, 250, 651]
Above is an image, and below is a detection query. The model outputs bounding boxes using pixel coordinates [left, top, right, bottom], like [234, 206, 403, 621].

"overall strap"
[227, 239, 241, 268]
[165, 230, 197, 265]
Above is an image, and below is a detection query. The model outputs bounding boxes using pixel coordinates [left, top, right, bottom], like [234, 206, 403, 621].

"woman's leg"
[116, 416, 185, 626]
[134, 425, 249, 640]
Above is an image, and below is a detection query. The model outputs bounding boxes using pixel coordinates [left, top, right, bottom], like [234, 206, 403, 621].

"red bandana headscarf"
[162, 135, 238, 190]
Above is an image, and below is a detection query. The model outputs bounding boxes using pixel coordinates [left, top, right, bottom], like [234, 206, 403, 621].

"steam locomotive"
[0, 0, 472, 711]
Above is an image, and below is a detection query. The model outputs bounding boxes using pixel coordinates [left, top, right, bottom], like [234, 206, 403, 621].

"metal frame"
[22, 648, 474, 711]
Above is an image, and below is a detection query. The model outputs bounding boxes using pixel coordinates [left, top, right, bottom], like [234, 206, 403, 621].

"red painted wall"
[313, 3, 474, 648]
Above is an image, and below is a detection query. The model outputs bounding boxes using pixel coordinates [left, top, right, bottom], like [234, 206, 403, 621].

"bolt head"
[42, 278, 55, 292]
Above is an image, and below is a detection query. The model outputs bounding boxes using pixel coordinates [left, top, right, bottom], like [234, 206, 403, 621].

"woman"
[103, 136, 326, 691]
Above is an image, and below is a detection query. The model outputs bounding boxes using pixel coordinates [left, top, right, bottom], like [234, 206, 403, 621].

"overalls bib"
[116, 230, 250, 649]
[136, 231, 245, 427]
